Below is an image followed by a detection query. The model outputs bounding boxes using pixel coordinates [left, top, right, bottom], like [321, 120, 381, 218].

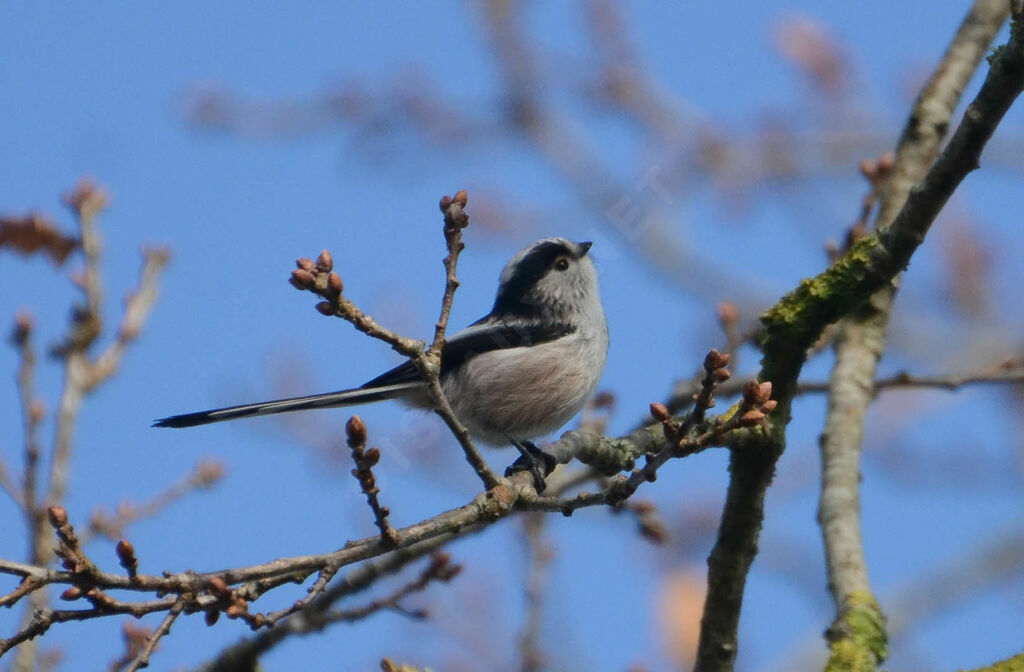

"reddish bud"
[207, 576, 230, 597]
[858, 158, 876, 180]
[439, 195, 453, 212]
[115, 540, 136, 569]
[649, 402, 670, 422]
[60, 586, 83, 601]
[876, 151, 895, 174]
[64, 178, 109, 214]
[757, 381, 773, 404]
[716, 301, 739, 326]
[296, 257, 315, 272]
[631, 500, 656, 514]
[48, 506, 68, 528]
[226, 604, 244, 619]
[761, 399, 778, 413]
[315, 301, 335, 316]
[346, 415, 367, 446]
[328, 272, 344, 295]
[315, 249, 333, 273]
[12, 312, 33, 343]
[741, 380, 761, 403]
[704, 349, 730, 371]
[193, 460, 225, 486]
[364, 446, 381, 464]
[639, 519, 668, 545]
[739, 410, 765, 427]
[290, 268, 315, 289]
[205, 609, 220, 626]
[713, 368, 731, 382]
[453, 189, 468, 207]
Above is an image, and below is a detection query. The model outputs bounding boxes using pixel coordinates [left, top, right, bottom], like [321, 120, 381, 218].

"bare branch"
[695, 6, 1024, 668]
[123, 601, 183, 672]
[429, 190, 469, 356]
[199, 538, 467, 671]
[85, 460, 225, 543]
[345, 416, 399, 546]
[289, 193, 500, 490]
[817, 3, 1011, 668]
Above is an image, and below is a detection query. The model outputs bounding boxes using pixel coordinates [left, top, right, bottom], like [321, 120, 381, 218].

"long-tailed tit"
[155, 238, 608, 487]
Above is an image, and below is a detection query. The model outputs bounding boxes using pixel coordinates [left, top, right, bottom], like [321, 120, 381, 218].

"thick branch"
[818, 3, 1009, 669]
[695, 7, 1024, 670]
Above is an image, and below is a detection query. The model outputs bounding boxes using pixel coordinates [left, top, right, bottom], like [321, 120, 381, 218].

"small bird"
[154, 238, 609, 488]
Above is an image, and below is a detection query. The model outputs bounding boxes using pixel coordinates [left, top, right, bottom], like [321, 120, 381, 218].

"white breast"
[441, 327, 608, 446]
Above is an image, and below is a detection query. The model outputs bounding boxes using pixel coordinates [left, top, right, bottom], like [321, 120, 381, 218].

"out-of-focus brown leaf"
[658, 568, 706, 669]
[0, 213, 78, 265]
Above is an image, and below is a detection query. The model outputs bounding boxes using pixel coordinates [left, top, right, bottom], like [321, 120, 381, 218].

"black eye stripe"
[490, 240, 575, 318]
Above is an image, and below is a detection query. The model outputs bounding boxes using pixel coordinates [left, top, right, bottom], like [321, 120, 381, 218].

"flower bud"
[60, 586, 83, 601]
[649, 402, 670, 422]
[315, 249, 333, 273]
[716, 302, 739, 326]
[346, 415, 367, 446]
[704, 349, 730, 371]
[453, 189, 468, 207]
[328, 272, 343, 294]
[207, 576, 230, 597]
[115, 539, 136, 568]
[290, 269, 315, 289]
[315, 301, 334, 316]
[739, 410, 765, 426]
[48, 506, 68, 528]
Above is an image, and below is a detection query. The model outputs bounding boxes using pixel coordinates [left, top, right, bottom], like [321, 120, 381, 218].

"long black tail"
[153, 382, 422, 428]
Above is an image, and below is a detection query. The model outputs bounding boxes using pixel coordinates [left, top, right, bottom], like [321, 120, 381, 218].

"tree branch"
[289, 192, 500, 490]
[694, 6, 1024, 669]
[818, 3, 1010, 669]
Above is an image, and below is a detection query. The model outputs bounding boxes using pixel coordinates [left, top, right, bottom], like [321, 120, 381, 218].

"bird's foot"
[504, 439, 557, 493]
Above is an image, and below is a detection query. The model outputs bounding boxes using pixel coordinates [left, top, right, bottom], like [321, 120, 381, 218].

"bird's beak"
[575, 241, 593, 257]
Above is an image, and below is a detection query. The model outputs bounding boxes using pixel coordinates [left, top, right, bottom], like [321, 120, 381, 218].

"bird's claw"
[505, 440, 557, 493]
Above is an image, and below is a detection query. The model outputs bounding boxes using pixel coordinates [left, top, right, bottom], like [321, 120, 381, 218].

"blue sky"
[2, 2, 1023, 671]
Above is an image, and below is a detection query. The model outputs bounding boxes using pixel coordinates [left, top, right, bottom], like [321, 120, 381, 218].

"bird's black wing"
[360, 320, 576, 388]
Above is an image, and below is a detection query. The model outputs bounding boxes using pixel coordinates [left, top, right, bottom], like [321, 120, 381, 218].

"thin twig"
[199, 533, 473, 671]
[1, 387, 757, 656]
[289, 194, 500, 490]
[84, 460, 224, 542]
[346, 416, 399, 546]
[124, 600, 184, 672]
[429, 191, 469, 356]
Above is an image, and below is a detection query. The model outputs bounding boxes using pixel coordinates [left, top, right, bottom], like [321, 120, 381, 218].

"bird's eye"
[554, 257, 570, 271]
